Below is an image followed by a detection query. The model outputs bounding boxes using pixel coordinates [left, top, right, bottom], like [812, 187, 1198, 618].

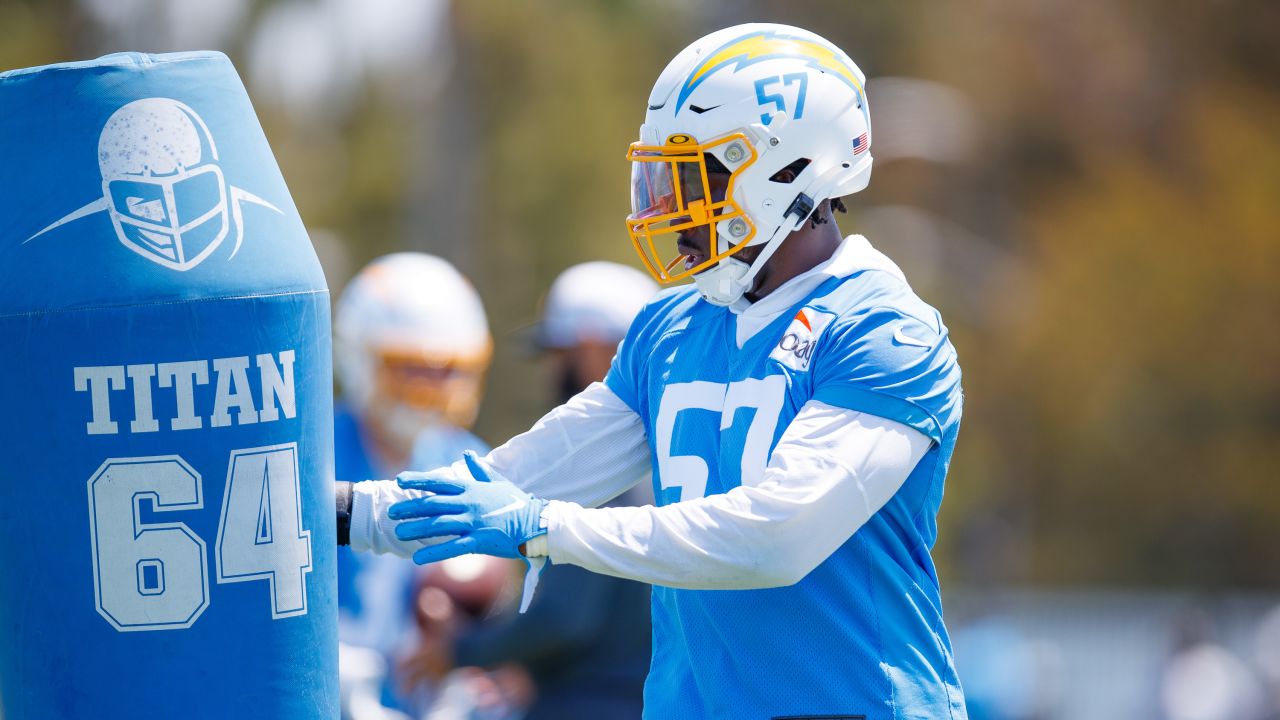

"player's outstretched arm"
[343, 382, 649, 557]
[537, 402, 931, 589]
[482, 381, 651, 505]
[383, 400, 931, 588]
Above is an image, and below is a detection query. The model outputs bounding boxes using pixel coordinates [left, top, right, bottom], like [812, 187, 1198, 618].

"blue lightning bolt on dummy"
[0, 53, 337, 718]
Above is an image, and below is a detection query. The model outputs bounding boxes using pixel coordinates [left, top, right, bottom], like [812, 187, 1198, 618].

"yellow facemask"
[625, 132, 759, 283]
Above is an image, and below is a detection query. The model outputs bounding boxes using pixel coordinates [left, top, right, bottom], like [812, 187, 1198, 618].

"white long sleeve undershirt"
[530, 397, 930, 588]
[349, 382, 649, 556]
[483, 381, 651, 506]
[351, 383, 931, 591]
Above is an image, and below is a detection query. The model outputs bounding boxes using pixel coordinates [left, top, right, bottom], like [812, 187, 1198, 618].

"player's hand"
[389, 451, 547, 565]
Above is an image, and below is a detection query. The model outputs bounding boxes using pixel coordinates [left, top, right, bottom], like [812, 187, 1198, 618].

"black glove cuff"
[335, 481, 353, 547]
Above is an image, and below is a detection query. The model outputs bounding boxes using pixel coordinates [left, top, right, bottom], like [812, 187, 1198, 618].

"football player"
[342, 23, 968, 719]
[532, 261, 660, 407]
[332, 252, 492, 717]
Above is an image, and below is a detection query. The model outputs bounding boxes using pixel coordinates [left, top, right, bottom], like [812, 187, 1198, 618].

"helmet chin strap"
[693, 257, 750, 306]
[693, 218, 797, 307]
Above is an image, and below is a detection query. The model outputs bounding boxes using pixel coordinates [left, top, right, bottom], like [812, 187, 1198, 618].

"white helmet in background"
[535, 261, 658, 349]
[626, 23, 872, 305]
[335, 253, 491, 451]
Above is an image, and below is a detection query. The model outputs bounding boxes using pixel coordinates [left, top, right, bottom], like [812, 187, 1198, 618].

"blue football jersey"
[604, 257, 967, 719]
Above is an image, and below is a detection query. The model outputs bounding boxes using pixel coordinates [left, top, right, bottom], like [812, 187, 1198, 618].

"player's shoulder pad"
[645, 283, 701, 313]
[626, 283, 703, 340]
[808, 276, 962, 442]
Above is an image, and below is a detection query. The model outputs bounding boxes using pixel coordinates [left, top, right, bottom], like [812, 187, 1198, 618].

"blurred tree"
[833, 0, 1280, 588]
[986, 88, 1280, 586]
[436, 0, 690, 441]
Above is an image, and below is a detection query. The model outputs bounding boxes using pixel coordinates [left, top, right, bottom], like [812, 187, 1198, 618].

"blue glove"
[389, 451, 548, 565]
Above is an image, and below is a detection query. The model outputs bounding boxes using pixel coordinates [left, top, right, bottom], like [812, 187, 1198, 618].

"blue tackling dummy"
[0, 53, 336, 718]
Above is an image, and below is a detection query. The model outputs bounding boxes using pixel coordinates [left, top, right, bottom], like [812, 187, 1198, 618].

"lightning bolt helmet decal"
[674, 30, 865, 115]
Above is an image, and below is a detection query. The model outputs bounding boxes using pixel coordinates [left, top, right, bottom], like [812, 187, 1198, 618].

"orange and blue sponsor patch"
[769, 307, 837, 372]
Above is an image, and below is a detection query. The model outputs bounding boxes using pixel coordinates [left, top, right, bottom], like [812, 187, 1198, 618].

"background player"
[346, 23, 968, 718]
[531, 261, 659, 410]
[397, 261, 658, 720]
[333, 252, 493, 717]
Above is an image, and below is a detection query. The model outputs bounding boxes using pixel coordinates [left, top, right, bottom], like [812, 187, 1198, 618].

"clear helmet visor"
[371, 345, 491, 430]
[629, 148, 715, 221]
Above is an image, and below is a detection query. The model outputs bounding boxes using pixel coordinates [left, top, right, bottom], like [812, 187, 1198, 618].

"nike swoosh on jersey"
[893, 326, 932, 348]
[482, 498, 527, 518]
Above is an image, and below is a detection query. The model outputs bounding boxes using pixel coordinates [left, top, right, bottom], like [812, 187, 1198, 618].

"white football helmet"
[535, 261, 658, 349]
[626, 23, 872, 305]
[334, 253, 491, 450]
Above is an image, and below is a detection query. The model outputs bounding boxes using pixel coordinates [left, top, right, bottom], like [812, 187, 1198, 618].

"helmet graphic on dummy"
[98, 98, 230, 270]
[626, 23, 872, 305]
